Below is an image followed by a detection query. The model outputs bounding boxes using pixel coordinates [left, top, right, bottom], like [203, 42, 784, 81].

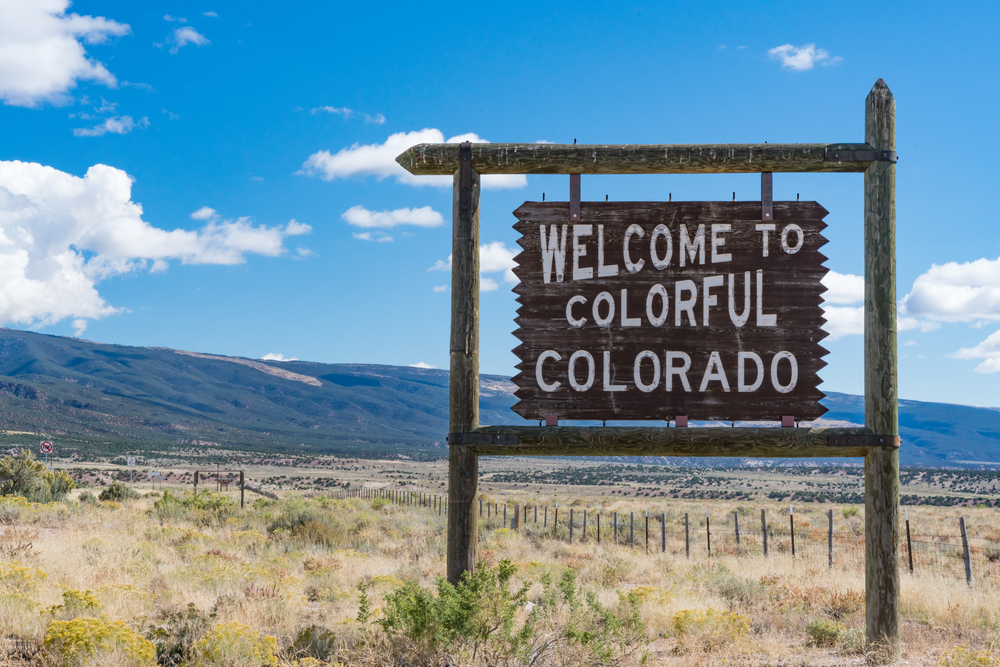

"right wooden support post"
[863, 78, 900, 663]
[446, 156, 480, 586]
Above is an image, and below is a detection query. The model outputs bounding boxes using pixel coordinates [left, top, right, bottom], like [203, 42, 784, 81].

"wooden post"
[734, 511, 740, 546]
[685, 512, 690, 558]
[905, 508, 913, 573]
[762, 509, 768, 557]
[194, 470, 198, 496]
[960, 517, 972, 587]
[554, 505, 558, 535]
[544, 506, 547, 527]
[790, 506, 796, 557]
[513, 504, 519, 530]
[569, 509, 574, 542]
[864, 79, 900, 661]
[583, 509, 587, 542]
[706, 511, 711, 557]
[597, 511, 601, 543]
[239, 470, 244, 509]
[661, 513, 666, 553]
[446, 156, 480, 586]
[630, 511, 634, 548]
[614, 512, 618, 544]
[645, 510, 649, 552]
[534, 505, 537, 523]
[503, 502, 507, 528]
[828, 509, 834, 569]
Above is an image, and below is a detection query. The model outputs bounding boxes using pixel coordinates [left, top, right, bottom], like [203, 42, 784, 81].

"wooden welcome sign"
[512, 201, 829, 421]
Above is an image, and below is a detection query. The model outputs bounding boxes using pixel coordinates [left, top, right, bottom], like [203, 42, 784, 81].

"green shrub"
[806, 619, 844, 647]
[44, 615, 156, 666]
[78, 491, 96, 505]
[840, 628, 865, 654]
[842, 506, 860, 519]
[290, 625, 338, 662]
[151, 490, 238, 526]
[194, 621, 278, 666]
[48, 590, 104, 620]
[146, 603, 215, 666]
[715, 576, 762, 607]
[0, 450, 76, 502]
[99, 482, 139, 502]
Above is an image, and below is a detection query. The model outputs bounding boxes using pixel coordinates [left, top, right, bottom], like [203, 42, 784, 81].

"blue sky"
[0, 0, 998, 408]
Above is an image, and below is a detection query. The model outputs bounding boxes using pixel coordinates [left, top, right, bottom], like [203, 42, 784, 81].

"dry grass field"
[1, 455, 999, 666]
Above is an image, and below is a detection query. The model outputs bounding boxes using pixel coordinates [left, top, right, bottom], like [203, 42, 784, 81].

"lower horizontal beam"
[468, 426, 874, 457]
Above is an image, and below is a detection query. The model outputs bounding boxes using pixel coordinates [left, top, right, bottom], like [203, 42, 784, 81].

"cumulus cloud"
[299, 129, 528, 190]
[203, 12, 218, 18]
[429, 241, 517, 290]
[190, 206, 217, 220]
[818, 270, 863, 339]
[768, 43, 841, 71]
[0, 159, 310, 330]
[900, 256, 1000, 324]
[0, 0, 130, 107]
[341, 205, 443, 229]
[409, 362, 434, 369]
[353, 231, 392, 243]
[168, 26, 208, 54]
[433, 285, 447, 292]
[951, 329, 1000, 374]
[262, 353, 298, 361]
[310, 106, 385, 124]
[72, 114, 144, 137]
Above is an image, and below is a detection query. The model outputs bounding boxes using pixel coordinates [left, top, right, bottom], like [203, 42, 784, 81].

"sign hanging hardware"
[762, 172, 773, 222]
[459, 141, 472, 210]
[824, 148, 897, 163]
[827, 434, 900, 447]
[569, 173, 581, 222]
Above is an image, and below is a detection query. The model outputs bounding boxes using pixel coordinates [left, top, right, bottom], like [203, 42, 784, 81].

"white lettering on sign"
[535, 349, 800, 395]
[572, 225, 593, 281]
[596, 225, 619, 277]
[540, 224, 568, 283]
[623, 224, 645, 273]
[566, 295, 587, 327]
[711, 224, 732, 263]
[679, 224, 705, 267]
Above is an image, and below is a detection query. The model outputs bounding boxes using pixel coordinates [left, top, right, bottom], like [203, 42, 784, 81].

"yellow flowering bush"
[44, 615, 155, 666]
[194, 621, 278, 666]
[937, 646, 997, 667]
[672, 607, 751, 652]
[0, 561, 48, 594]
[48, 589, 104, 619]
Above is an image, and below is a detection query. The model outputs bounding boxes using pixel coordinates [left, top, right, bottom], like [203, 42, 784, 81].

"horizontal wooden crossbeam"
[396, 143, 875, 176]
[458, 426, 877, 457]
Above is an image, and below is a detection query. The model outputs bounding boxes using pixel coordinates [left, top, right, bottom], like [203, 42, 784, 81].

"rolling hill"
[0, 328, 997, 466]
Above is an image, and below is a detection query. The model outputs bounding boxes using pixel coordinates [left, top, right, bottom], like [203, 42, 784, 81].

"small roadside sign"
[40, 441, 53, 454]
[127, 456, 136, 467]
[127, 456, 136, 492]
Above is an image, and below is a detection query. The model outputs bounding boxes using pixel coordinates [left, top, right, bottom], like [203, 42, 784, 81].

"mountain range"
[0, 328, 997, 467]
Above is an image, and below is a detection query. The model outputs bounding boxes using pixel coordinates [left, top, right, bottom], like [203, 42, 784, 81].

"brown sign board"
[511, 201, 830, 422]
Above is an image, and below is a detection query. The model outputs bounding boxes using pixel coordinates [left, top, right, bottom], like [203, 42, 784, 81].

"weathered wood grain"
[468, 425, 872, 457]
[447, 165, 480, 586]
[863, 78, 900, 663]
[396, 143, 874, 175]
[510, 201, 829, 421]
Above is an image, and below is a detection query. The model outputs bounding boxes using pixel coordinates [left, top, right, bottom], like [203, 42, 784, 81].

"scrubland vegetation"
[0, 475, 999, 666]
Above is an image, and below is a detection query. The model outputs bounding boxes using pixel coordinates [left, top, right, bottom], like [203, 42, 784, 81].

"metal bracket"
[781, 415, 794, 428]
[459, 141, 472, 210]
[827, 434, 900, 448]
[569, 173, 581, 222]
[545, 414, 558, 426]
[824, 148, 897, 163]
[447, 433, 520, 446]
[761, 172, 773, 222]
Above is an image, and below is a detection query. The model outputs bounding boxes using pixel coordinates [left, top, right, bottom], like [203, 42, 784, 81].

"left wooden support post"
[447, 143, 480, 585]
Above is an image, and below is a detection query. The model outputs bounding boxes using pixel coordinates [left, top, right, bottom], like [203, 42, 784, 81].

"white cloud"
[822, 270, 864, 305]
[299, 129, 528, 190]
[168, 27, 208, 54]
[0, 159, 311, 330]
[768, 43, 838, 71]
[203, 12, 218, 18]
[900, 256, 1000, 323]
[429, 241, 517, 290]
[341, 205, 443, 229]
[72, 318, 87, 336]
[353, 231, 393, 243]
[822, 306, 864, 339]
[951, 328, 1000, 374]
[310, 106, 385, 125]
[163, 14, 187, 22]
[409, 362, 434, 369]
[191, 206, 217, 220]
[262, 353, 298, 361]
[0, 0, 130, 107]
[72, 114, 137, 137]
[904, 340, 918, 346]
[363, 113, 386, 125]
[433, 285, 447, 292]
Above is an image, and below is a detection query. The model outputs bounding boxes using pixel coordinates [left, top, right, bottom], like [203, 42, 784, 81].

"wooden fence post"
[614, 512, 618, 544]
[544, 506, 548, 527]
[761, 509, 768, 557]
[734, 511, 740, 546]
[685, 513, 690, 558]
[828, 509, 834, 568]
[597, 511, 601, 544]
[960, 517, 972, 587]
[569, 509, 574, 542]
[661, 513, 666, 553]
[239, 471, 244, 509]
[503, 503, 507, 528]
[194, 470, 198, 496]
[706, 511, 711, 557]
[905, 508, 913, 573]
[790, 505, 796, 557]
[446, 150, 480, 586]
[583, 509, 587, 542]
[645, 510, 649, 552]
[863, 79, 900, 661]
[630, 512, 634, 548]
[554, 505, 559, 535]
